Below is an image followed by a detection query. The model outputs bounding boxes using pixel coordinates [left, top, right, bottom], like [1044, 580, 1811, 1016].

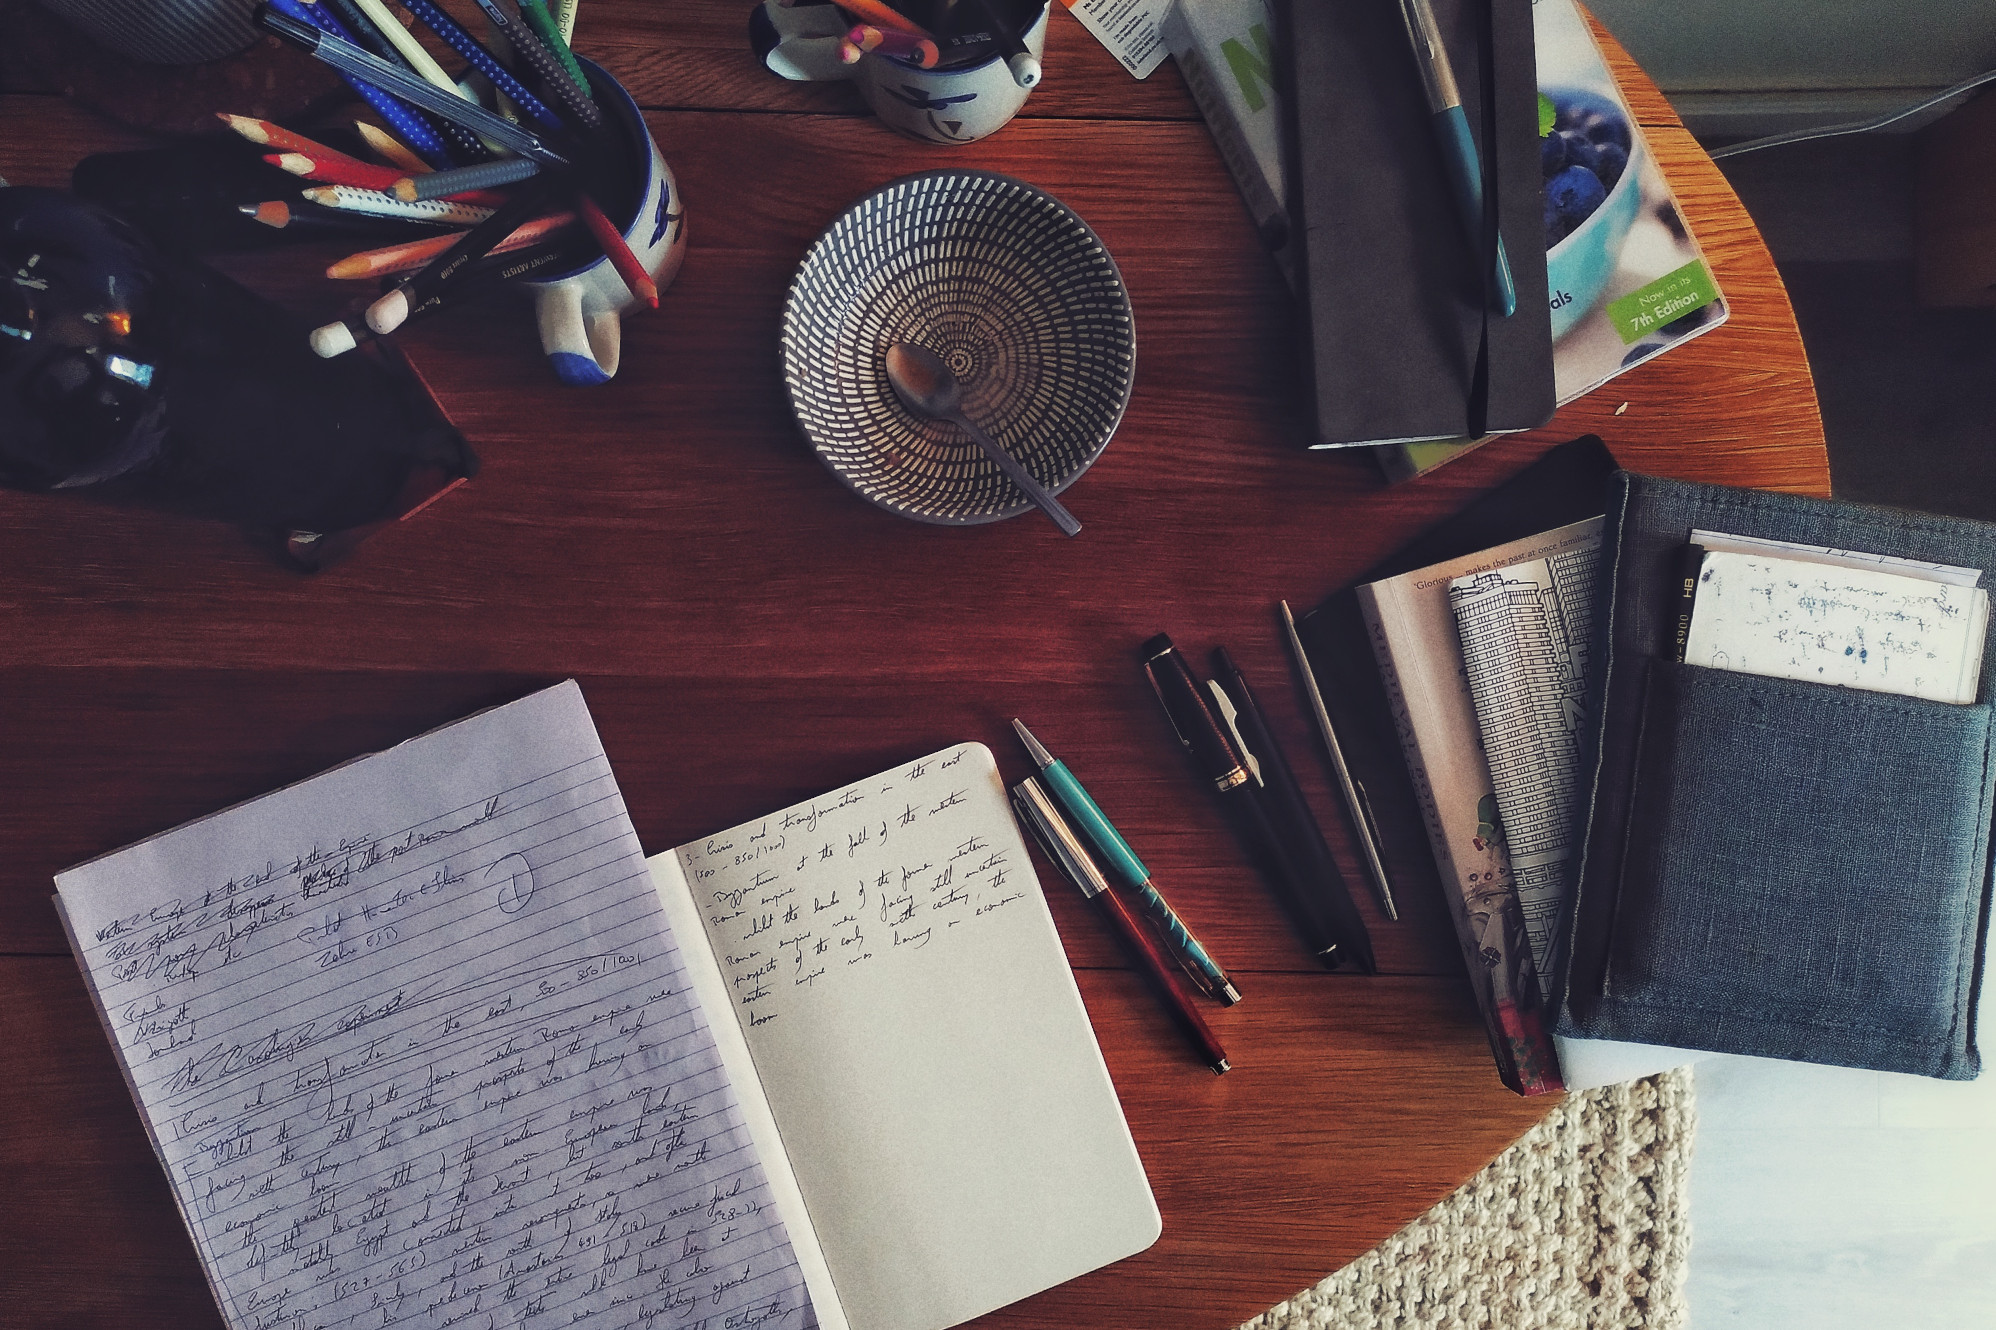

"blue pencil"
[396, 0, 565, 133]
[268, 0, 456, 169]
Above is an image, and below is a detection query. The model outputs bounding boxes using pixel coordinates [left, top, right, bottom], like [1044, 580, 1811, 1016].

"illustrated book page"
[53, 681, 829, 1330]
[1354, 523, 1602, 1096]
[651, 741, 1161, 1330]
[1447, 522, 1603, 989]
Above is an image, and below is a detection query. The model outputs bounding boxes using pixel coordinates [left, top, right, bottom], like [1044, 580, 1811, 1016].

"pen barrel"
[1125, 880, 1239, 1002]
[1432, 105, 1516, 317]
[1220, 671, 1375, 975]
[1095, 886, 1230, 1074]
[1041, 760, 1149, 883]
[1220, 782, 1349, 970]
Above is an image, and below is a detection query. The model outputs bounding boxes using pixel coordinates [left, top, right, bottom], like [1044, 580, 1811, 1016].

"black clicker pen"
[1140, 634, 1353, 971]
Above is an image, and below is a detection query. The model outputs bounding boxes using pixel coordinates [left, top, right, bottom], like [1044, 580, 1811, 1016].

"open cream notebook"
[54, 682, 1158, 1330]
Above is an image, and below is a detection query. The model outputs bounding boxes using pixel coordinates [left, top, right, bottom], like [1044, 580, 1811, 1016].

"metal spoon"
[884, 341, 1081, 537]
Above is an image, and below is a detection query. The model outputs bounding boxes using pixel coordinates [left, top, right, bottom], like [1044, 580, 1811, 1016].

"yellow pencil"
[355, 121, 429, 174]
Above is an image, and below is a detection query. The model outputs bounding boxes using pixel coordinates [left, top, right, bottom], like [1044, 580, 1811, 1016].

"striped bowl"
[780, 170, 1134, 526]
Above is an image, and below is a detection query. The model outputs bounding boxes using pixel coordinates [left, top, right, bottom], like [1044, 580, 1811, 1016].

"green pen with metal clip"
[1012, 718, 1242, 1004]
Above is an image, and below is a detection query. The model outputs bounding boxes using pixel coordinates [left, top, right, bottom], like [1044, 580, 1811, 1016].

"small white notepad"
[1685, 550, 1989, 703]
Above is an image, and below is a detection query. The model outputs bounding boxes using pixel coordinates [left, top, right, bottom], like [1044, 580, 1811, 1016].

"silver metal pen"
[1280, 600, 1399, 920]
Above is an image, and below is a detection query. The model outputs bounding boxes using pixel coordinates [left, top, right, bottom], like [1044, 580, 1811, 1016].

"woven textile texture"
[1238, 1067, 1696, 1330]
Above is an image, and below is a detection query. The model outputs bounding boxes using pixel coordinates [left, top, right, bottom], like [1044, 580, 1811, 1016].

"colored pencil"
[366, 174, 565, 333]
[395, 0, 564, 133]
[577, 193, 657, 308]
[326, 210, 577, 278]
[303, 184, 495, 225]
[270, 0, 456, 168]
[255, 7, 571, 166]
[238, 199, 438, 235]
[517, 0, 587, 92]
[393, 156, 542, 202]
[553, 0, 578, 43]
[329, 0, 499, 161]
[354, 120, 429, 173]
[265, 152, 511, 206]
[849, 24, 939, 67]
[827, 0, 930, 38]
[323, 0, 490, 162]
[217, 113, 343, 157]
[469, 0, 603, 131]
[311, 238, 581, 356]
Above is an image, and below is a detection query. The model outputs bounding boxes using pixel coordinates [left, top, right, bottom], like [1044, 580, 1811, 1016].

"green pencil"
[517, 0, 588, 94]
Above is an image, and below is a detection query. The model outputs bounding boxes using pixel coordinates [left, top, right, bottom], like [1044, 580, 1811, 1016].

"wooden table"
[0, 4, 1824, 1328]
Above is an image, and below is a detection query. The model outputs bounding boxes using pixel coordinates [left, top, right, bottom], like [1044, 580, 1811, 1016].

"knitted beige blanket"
[1238, 1067, 1696, 1330]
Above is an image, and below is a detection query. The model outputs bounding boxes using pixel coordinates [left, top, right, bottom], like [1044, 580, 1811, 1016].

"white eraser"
[309, 320, 359, 358]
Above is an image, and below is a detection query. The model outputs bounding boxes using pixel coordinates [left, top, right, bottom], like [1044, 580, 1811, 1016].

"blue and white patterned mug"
[752, 1, 1049, 145]
[522, 58, 686, 386]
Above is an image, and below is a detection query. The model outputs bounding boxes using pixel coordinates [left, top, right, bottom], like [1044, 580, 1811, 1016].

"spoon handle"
[951, 412, 1082, 537]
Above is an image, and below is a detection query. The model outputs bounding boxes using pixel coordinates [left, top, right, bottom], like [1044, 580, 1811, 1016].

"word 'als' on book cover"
[1376, 0, 1730, 482]
[54, 682, 1158, 1330]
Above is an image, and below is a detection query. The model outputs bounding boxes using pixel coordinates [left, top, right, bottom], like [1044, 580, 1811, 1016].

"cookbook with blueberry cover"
[1280, 0, 1556, 449]
[1378, 0, 1730, 480]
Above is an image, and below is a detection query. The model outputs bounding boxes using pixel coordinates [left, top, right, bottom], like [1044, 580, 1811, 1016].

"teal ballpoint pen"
[1397, 0, 1517, 317]
[1012, 718, 1243, 1005]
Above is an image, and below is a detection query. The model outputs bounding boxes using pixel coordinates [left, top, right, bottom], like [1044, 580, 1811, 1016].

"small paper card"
[1060, 0, 1170, 78]
[1684, 549, 1990, 703]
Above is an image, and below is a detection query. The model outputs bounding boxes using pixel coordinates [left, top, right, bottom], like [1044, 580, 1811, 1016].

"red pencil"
[219, 112, 353, 159]
[831, 0, 931, 37]
[577, 193, 659, 309]
[265, 153, 511, 208]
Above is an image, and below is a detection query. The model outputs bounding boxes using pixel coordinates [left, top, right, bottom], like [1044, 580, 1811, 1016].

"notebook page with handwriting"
[54, 682, 833, 1330]
[650, 742, 1160, 1330]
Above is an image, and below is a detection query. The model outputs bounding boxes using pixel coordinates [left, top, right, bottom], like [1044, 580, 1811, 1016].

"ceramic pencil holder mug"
[751, 0, 1049, 145]
[524, 57, 686, 386]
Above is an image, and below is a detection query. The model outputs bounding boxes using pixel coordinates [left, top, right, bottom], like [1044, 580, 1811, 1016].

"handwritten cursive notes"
[56, 683, 815, 1330]
[656, 744, 1160, 1330]
[677, 744, 1026, 1032]
[1686, 550, 1990, 703]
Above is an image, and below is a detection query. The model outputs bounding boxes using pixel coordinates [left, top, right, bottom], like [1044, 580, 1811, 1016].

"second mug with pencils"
[752, 0, 1050, 145]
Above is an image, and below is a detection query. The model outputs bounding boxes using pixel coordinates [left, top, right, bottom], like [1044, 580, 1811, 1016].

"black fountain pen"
[1210, 647, 1377, 974]
[1141, 634, 1357, 972]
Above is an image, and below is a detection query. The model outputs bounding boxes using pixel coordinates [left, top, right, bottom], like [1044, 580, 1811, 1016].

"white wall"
[1584, 0, 1996, 136]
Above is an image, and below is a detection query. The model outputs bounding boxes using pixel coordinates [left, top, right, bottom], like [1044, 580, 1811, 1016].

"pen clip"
[1205, 680, 1263, 787]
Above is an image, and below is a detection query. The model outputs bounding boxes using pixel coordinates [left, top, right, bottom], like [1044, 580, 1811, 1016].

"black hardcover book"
[1278, 0, 1554, 447]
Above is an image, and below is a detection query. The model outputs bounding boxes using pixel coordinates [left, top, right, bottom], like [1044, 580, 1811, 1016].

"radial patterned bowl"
[781, 170, 1135, 525]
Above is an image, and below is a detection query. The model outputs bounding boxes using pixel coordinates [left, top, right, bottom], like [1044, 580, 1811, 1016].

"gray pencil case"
[1556, 471, 1995, 1079]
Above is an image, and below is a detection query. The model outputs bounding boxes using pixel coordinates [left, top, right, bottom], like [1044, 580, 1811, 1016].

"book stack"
[1298, 440, 1996, 1094]
[1166, 0, 1730, 474]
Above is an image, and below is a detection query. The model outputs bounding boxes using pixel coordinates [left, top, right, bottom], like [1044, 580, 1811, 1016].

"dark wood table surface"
[0, 4, 1825, 1328]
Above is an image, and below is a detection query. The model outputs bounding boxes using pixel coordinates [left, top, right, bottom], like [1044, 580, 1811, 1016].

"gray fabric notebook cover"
[1558, 472, 1994, 1079]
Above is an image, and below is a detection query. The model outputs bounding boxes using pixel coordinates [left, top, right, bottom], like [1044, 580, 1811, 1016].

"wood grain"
[0, 8, 1822, 1330]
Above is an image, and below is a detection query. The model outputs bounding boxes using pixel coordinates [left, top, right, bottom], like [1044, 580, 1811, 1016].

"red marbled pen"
[1012, 776, 1231, 1075]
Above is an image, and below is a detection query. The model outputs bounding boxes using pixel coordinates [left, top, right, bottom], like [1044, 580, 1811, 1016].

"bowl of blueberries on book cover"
[1540, 88, 1640, 341]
